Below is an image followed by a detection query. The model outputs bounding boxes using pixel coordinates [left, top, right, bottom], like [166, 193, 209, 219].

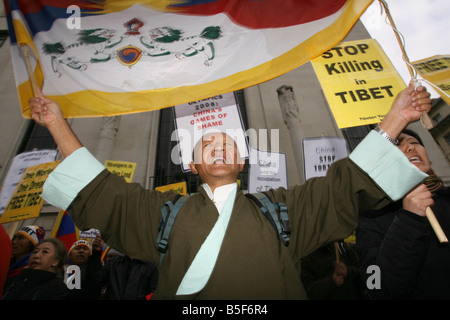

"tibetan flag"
[51, 210, 79, 252]
[101, 245, 111, 261]
[6, 0, 373, 118]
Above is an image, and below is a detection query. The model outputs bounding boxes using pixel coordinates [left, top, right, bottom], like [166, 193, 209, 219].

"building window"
[152, 105, 195, 191]
[17, 121, 57, 153]
[153, 90, 249, 193]
[341, 124, 374, 152]
[445, 133, 450, 146]
[433, 113, 443, 125]
[0, 30, 8, 47]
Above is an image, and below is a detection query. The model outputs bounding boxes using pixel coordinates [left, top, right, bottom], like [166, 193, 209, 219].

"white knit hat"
[16, 225, 45, 246]
[68, 239, 92, 255]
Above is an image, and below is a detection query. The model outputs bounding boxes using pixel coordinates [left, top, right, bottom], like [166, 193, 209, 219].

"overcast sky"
[360, 0, 449, 98]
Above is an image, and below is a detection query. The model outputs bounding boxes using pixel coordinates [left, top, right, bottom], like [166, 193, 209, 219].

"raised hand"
[379, 81, 432, 140]
[28, 89, 82, 158]
[29, 88, 64, 126]
[390, 81, 432, 124]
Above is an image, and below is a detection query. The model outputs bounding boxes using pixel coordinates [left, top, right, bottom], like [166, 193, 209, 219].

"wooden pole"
[6, 221, 21, 239]
[426, 207, 448, 243]
[378, 1, 447, 243]
[378, 0, 434, 130]
[19, 44, 44, 124]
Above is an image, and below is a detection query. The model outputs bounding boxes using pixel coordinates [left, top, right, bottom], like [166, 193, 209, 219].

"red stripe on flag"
[13, 0, 100, 15]
[170, 0, 348, 28]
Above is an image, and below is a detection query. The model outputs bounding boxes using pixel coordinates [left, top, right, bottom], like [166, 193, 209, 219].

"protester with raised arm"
[29, 82, 432, 299]
[356, 129, 450, 299]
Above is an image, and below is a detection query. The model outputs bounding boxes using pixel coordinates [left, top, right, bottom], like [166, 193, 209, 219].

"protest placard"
[248, 147, 287, 193]
[412, 55, 450, 104]
[0, 160, 60, 223]
[174, 92, 248, 172]
[311, 39, 406, 128]
[0, 150, 58, 215]
[302, 137, 349, 180]
[104, 160, 136, 183]
[155, 182, 188, 195]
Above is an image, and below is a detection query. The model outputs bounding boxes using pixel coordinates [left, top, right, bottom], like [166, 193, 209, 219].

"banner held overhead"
[5, 0, 373, 118]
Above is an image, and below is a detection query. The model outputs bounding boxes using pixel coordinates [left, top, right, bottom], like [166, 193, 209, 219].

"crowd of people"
[0, 82, 448, 300]
[1, 227, 158, 300]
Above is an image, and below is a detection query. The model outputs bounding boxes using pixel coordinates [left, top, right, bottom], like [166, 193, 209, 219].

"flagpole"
[378, 0, 433, 130]
[426, 207, 448, 243]
[19, 43, 44, 124]
[378, 1, 447, 243]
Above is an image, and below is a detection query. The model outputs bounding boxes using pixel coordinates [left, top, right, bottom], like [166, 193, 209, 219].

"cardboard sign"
[0, 149, 58, 215]
[311, 39, 406, 128]
[0, 161, 60, 223]
[302, 137, 349, 180]
[155, 182, 187, 195]
[174, 92, 248, 172]
[248, 147, 287, 193]
[412, 55, 450, 104]
[104, 160, 136, 183]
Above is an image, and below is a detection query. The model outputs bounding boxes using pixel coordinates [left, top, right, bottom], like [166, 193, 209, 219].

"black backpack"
[157, 192, 291, 266]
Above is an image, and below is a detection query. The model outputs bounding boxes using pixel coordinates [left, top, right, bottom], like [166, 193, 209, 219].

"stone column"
[277, 85, 305, 182]
[95, 116, 120, 164]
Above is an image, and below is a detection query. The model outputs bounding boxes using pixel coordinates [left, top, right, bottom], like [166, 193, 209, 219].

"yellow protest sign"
[0, 161, 60, 223]
[155, 182, 187, 195]
[412, 55, 450, 104]
[311, 39, 406, 128]
[104, 160, 136, 183]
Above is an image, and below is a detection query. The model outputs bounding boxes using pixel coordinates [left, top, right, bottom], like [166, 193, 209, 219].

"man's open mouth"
[212, 156, 227, 164]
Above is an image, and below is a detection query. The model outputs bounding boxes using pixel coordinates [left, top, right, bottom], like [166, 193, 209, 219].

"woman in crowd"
[2, 238, 68, 300]
[356, 129, 450, 299]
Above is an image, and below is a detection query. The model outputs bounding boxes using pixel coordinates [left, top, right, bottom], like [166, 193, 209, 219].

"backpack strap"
[157, 192, 291, 268]
[245, 192, 291, 247]
[157, 194, 189, 267]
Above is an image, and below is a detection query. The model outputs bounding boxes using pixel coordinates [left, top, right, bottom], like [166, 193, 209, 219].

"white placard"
[248, 147, 287, 193]
[174, 92, 248, 172]
[302, 137, 349, 180]
[0, 149, 58, 215]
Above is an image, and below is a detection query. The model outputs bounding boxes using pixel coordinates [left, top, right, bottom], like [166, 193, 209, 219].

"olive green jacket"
[68, 157, 390, 300]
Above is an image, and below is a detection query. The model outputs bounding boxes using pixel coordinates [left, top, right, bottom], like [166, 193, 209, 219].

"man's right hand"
[29, 88, 64, 127]
[28, 89, 83, 158]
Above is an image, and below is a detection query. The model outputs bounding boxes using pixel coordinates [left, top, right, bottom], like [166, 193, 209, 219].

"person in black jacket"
[301, 240, 365, 300]
[4, 225, 46, 291]
[356, 129, 450, 299]
[2, 238, 68, 300]
[100, 249, 158, 300]
[66, 235, 103, 300]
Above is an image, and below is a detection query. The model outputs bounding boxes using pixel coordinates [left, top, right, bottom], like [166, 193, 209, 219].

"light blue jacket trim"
[176, 187, 237, 295]
[349, 130, 428, 201]
[42, 147, 105, 210]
